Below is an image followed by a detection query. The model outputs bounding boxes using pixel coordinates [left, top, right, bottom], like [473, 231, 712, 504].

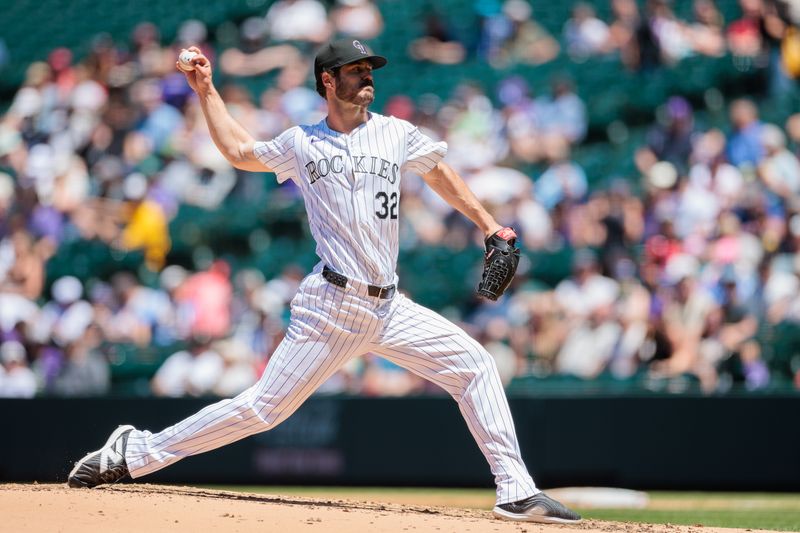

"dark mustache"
[360, 79, 374, 88]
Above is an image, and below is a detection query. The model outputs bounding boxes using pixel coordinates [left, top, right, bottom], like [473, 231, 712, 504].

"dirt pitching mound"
[0, 483, 784, 533]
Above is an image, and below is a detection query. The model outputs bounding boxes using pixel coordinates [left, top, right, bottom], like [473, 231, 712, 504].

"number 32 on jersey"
[375, 191, 398, 219]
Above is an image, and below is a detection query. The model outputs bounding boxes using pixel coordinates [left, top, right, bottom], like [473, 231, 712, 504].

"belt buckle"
[380, 285, 395, 299]
[376, 286, 387, 299]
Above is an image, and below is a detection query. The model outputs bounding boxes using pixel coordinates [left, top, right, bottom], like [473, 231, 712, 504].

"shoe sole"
[67, 425, 135, 488]
[492, 506, 582, 524]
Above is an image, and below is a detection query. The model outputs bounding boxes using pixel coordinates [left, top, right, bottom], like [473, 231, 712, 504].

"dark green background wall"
[2, 395, 798, 489]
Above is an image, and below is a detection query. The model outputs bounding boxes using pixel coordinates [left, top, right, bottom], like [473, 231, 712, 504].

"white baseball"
[178, 50, 197, 71]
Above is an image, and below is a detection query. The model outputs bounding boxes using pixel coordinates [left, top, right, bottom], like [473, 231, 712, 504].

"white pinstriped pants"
[125, 272, 538, 504]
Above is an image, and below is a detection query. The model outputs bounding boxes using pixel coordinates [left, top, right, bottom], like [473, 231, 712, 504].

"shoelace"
[96, 464, 129, 485]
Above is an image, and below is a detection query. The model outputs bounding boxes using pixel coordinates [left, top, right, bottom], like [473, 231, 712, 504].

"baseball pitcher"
[68, 39, 580, 524]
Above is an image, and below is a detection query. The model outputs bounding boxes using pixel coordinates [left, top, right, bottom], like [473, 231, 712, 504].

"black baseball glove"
[477, 227, 520, 301]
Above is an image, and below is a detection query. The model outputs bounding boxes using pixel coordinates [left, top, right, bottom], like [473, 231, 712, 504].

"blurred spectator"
[211, 337, 259, 397]
[477, 0, 560, 68]
[758, 123, 800, 201]
[95, 272, 155, 346]
[727, 98, 765, 168]
[637, 96, 696, 176]
[0, 290, 38, 340]
[534, 76, 587, 144]
[608, 0, 645, 70]
[112, 271, 175, 346]
[443, 83, 506, 172]
[113, 173, 172, 271]
[674, 167, 722, 241]
[159, 265, 192, 339]
[727, 0, 764, 59]
[330, 0, 384, 40]
[555, 249, 608, 318]
[230, 271, 285, 366]
[265, 0, 332, 44]
[687, 0, 726, 57]
[157, 154, 236, 211]
[408, 8, 467, 65]
[610, 259, 652, 377]
[48, 47, 78, 99]
[579, 182, 645, 273]
[647, 0, 725, 62]
[784, 112, 800, 152]
[361, 354, 425, 396]
[175, 260, 233, 339]
[535, 135, 588, 210]
[763, 256, 800, 324]
[219, 17, 303, 78]
[688, 129, 746, 214]
[175, 19, 212, 59]
[318, 357, 364, 394]
[706, 270, 767, 389]
[0, 230, 46, 300]
[564, 3, 612, 60]
[466, 165, 531, 207]
[51, 325, 110, 396]
[555, 274, 621, 378]
[35, 276, 94, 348]
[728, 0, 792, 97]
[0, 341, 37, 398]
[656, 254, 721, 390]
[648, 0, 693, 65]
[151, 336, 224, 397]
[629, 0, 666, 71]
[644, 218, 683, 273]
[133, 79, 184, 153]
[499, 76, 546, 164]
[130, 22, 166, 78]
[274, 58, 322, 125]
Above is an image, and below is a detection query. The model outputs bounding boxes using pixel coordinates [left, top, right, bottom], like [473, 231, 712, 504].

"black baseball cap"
[314, 38, 387, 91]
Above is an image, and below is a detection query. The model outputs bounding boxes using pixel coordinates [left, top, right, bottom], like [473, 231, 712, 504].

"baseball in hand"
[178, 50, 197, 71]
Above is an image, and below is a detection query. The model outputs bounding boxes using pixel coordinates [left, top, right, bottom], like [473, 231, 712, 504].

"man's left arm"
[423, 162, 521, 301]
[422, 161, 502, 238]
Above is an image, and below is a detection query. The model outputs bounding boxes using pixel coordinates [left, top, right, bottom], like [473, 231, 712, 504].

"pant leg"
[369, 294, 538, 505]
[125, 275, 379, 478]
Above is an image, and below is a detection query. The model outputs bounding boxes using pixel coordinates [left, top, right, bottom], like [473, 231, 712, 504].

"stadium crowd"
[1, 0, 800, 398]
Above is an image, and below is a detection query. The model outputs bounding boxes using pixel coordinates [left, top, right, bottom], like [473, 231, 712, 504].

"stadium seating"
[7, 0, 800, 395]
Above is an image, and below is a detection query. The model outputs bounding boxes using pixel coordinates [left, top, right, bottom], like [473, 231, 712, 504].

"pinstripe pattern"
[252, 113, 446, 287]
[368, 294, 537, 504]
[123, 112, 538, 505]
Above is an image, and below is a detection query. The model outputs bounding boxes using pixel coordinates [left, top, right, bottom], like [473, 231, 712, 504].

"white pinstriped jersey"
[254, 112, 447, 287]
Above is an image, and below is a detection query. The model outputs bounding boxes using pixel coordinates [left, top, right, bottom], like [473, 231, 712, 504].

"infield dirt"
[0, 483, 792, 533]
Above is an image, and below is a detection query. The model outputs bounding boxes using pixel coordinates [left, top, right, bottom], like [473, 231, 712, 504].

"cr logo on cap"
[352, 40, 367, 55]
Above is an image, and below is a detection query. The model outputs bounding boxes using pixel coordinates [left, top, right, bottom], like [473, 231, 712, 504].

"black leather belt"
[322, 266, 396, 299]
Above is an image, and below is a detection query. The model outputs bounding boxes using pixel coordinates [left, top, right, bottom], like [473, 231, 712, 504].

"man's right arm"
[178, 47, 270, 173]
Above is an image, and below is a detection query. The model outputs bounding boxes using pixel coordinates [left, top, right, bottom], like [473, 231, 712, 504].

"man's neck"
[326, 100, 370, 134]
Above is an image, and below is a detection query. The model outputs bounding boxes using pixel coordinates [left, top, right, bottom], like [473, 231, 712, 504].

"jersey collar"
[321, 112, 374, 136]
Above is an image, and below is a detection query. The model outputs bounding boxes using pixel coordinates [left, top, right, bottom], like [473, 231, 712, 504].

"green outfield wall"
[1, 395, 798, 490]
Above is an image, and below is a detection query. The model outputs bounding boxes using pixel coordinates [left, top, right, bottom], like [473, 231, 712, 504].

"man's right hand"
[176, 46, 213, 95]
[175, 46, 269, 173]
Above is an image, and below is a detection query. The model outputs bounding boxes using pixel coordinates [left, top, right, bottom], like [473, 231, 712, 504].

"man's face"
[333, 60, 375, 106]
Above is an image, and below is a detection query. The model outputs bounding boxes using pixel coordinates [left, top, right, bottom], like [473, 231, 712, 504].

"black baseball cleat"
[67, 425, 135, 488]
[493, 492, 582, 523]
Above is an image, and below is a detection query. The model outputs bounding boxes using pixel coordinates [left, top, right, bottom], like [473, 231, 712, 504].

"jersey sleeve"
[401, 120, 448, 175]
[253, 127, 298, 183]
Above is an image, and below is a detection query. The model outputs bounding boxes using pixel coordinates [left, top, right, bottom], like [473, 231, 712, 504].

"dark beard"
[335, 76, 374, 106]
